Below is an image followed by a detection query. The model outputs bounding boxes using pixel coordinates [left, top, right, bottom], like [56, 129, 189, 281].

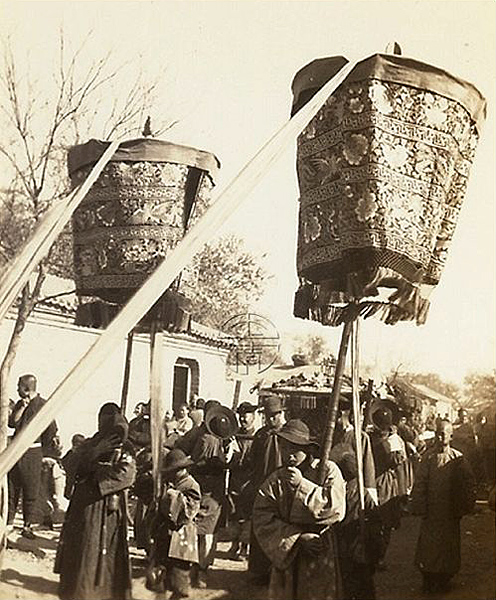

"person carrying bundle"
[147, 449, 201, 600]
[55, 403, 136, 600]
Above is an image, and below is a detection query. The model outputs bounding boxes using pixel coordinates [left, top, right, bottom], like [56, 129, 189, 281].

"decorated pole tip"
[385, 41, 402, 55]
[142, 116, 153, 137]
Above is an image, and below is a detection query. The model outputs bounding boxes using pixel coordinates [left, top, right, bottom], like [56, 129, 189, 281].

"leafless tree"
[0, 29, 170, 451]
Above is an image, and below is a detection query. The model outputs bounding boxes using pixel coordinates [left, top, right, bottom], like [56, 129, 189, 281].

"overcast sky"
[2, 0, 495, 386]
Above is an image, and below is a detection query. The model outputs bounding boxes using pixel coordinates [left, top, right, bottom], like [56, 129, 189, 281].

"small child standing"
[150, 449, 201, 599]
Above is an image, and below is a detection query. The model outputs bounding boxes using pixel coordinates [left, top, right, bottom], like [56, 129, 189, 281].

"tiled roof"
[36, 276, 232, 349]
[393, 378, 456, 405]
[37, 275, 78, 313]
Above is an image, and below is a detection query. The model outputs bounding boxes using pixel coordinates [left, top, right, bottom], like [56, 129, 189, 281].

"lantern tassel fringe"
[294, 277, 431, 326]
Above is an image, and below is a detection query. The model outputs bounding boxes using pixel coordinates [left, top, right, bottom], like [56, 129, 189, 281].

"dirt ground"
[0, 502, 494, 600]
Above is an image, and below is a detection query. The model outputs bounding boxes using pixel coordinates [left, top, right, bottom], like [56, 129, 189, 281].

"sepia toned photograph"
[0, 1, 494, 599]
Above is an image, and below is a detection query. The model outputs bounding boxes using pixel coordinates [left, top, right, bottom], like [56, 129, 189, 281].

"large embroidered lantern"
[292, 54, 486, 325]
[68, 138, 220, 305]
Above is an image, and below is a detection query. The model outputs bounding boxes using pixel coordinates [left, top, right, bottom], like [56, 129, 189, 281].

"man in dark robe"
[452, 408, 480, 480]
[410, 419, 475, 593]
[174, 399, 220, 455]
[61, 433, 86, 500]
[128, 401, 152, 550]
[189, 404, 237, 588]
[55, 403, 136, 600]
[227, 401, 259, 560]
[252, 419, 346, 600]
[369, 405, 407, 570]
[8, 374, 58, 539]
[128, 401, 151, 450]
[330, 418, 378, 600]
[246, 395, 286, 583]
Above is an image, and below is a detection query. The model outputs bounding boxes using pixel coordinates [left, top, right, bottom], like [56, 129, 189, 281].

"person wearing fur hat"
[55, 403, 136, 600]
[148, 449, 201, 599]
[253, 419, 346, 600]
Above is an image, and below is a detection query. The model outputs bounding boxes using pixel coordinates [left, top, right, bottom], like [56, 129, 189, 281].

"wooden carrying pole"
[232, 380, 242, 410]
[149, 320, 164, 499]
[351, 319, 366, 512]
[120, 330, 135, 415]
[0, 140, 120, 324]
[318, 319, 353, 483]
[0, 58, 358, 481]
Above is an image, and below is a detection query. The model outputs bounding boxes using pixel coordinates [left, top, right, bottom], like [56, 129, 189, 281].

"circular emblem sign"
[221, 313, 280, 376]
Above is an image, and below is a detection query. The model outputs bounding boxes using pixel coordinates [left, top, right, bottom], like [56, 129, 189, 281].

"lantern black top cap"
[291, 53, 486, 130]
[68, 137, 221, 183]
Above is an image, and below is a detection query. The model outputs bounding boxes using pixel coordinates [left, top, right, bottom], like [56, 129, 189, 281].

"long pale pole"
[149, 320, 164, 499]
[0, 140, 120, 324]
[0, 59, 358, 480]
[351, 319, 365, 511]
[318, 319, 353, 483]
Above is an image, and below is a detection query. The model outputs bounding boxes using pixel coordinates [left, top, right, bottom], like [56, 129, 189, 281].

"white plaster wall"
[0, 308, 231, 450]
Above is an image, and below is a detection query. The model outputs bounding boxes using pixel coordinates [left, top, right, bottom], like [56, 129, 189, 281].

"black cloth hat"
[204, 399, 221, 415]
[237, 401, 257, 415]
[261, 396, 284, 416]
[372, 405, 393, 431]
[276, 419, 318, 448]
[161, 448, 193, 473]
[205, 406, 238, 439]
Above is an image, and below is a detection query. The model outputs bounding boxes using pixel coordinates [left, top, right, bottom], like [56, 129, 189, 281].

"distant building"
[391, 379, 457, 423]
[0, 276, 234, 450]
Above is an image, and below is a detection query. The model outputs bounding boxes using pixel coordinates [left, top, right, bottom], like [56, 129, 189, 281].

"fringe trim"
[294, 277, 431, 326]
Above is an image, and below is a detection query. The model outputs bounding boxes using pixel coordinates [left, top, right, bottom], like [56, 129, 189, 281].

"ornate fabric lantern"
[68, 138, 220, 307]
[292, 54, 486, 325]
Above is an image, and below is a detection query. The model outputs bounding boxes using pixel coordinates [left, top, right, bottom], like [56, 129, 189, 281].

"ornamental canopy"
[292, 53, 486, 326]
[68, 138, 220, 310]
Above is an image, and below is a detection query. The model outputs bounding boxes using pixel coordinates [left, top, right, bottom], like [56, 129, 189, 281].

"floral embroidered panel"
[69, 140, 217, 304]
[292, 53, 486, 325]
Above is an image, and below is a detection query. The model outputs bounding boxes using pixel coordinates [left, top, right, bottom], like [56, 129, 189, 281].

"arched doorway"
[172, 357, 200, 411]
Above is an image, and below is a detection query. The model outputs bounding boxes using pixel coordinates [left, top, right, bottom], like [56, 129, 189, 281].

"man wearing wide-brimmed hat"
[188, 404, 238, 589]
[246, 395, 286, 583]
[249, 396, 286, 493]
[252, 419, 346, 599]
[148, 449, 201, 599]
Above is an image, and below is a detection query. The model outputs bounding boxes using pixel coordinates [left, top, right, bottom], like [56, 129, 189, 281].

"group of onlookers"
[6, 374, 494, 600]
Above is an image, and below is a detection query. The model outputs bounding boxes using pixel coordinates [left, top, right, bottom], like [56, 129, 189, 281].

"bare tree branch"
[0, 28, 181, 449]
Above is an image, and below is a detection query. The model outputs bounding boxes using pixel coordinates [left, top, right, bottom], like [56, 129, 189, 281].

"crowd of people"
[5, 373, 495, 600]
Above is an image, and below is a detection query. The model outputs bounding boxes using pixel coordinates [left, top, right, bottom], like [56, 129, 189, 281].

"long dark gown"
[253, 458, 346, 600]
[55, 438, 136, 600]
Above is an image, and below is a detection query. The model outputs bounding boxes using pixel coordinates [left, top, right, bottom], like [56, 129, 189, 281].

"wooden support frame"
[318, 319, 353, 483]
[351, 319, 366, 510]
[232, 380, 242, 410]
